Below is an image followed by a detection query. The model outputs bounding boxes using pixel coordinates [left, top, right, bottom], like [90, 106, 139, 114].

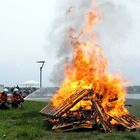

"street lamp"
[37, 61, 45, 88]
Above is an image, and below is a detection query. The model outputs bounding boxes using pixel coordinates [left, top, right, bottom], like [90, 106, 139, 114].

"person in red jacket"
[0, 88, 9, 110]
[10, 88, 24, 109]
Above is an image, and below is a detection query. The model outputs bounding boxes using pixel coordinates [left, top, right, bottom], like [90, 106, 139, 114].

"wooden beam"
[40, 89, 94, 116]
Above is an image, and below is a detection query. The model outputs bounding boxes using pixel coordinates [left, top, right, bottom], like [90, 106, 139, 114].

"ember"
[41, 2, 140, 132]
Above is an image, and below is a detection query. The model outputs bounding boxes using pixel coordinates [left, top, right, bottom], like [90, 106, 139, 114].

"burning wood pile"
[41, 1, 140, 132]
[40, 89, 140, 132]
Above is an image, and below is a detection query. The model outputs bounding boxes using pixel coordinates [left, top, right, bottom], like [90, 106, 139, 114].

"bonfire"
[41, 1, 140, 132]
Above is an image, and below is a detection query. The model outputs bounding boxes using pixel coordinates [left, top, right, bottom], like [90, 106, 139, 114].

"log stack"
[40, 89, 140, 132]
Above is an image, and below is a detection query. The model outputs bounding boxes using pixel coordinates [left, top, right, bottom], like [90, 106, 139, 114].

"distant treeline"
[126, 86, 140, 94]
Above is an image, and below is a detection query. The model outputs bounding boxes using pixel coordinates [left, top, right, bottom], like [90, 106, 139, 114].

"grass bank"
[0, 100, 140, 140]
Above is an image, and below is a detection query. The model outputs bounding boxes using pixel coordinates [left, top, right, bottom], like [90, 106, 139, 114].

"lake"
[126, 93, 140, 99]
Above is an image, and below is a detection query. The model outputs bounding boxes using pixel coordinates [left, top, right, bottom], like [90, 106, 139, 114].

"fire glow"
[51, 5, 127, 117]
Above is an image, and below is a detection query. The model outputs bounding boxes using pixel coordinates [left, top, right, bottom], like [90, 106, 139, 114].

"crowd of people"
[0, 88, 24, 110]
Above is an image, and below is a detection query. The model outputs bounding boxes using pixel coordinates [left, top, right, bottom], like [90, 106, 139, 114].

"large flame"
[51, 3, 128, 117]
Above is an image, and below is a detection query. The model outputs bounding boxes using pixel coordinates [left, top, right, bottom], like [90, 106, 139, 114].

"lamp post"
[37, 61, 45, 88]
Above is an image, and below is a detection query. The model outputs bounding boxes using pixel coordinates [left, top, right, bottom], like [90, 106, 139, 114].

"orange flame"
[51, 3, 128, 117]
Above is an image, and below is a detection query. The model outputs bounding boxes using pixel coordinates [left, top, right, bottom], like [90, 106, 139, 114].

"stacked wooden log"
[40, 89, 140, 132]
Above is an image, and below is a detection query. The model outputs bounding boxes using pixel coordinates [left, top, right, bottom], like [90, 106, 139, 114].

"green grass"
[0, 100, 140, 140]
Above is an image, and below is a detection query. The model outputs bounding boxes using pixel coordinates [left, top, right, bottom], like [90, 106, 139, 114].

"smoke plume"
[47, 0, 132, 86]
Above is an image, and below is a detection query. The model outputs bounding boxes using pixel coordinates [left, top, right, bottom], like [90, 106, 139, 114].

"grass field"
[0, 100, 140, 140]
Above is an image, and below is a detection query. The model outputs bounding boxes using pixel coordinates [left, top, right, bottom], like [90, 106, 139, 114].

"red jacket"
[10, 94, 24, 102]
[0, 94, 8, 103]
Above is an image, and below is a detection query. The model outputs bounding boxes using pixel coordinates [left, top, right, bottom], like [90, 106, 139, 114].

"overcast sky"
[0, 0, 140, 87]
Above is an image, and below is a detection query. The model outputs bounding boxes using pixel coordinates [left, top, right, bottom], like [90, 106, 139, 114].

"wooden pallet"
[40, 89, 94, 117]
[40, 88, 140, 132]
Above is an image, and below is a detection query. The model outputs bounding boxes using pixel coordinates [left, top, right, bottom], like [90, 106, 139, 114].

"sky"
[0, 0, 57, 87]
[0, 0, 140, 87]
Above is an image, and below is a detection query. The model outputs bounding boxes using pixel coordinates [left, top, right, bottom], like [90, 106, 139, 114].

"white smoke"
[48, 0, 92, 85]
[47, 0, 139, 86]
